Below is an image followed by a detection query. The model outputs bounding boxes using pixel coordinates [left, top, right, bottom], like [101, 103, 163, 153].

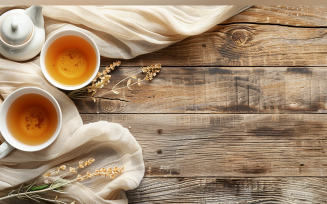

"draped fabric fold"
[0, 5, 250, 203]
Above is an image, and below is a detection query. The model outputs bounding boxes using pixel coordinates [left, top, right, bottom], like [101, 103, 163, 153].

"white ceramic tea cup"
[40, 29, 100, 90]
[0, 87, 62, 159]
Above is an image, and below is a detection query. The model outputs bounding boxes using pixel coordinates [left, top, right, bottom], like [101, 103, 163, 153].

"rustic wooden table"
[75, 5, 327, 203]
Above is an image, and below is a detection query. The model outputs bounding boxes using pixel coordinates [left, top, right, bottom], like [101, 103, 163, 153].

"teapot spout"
[25, 5, 44, 28]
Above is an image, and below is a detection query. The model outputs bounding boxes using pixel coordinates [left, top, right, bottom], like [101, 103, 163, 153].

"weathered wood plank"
[126, 177, 327, 203]
[82, 114, 327, 177]
[224, 5, 327, 27]
[101, 24, 327, 67]
[74, 67, 327, 114]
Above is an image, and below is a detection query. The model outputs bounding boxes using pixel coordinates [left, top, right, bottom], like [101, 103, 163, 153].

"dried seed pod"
[60, 165, 66, 170]
[127, 78, 131, 86]
[112, 90, 119, 94]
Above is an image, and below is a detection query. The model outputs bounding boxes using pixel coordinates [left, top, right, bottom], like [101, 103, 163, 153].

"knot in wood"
[99, 99, 119, 112]
[231, 30, 249, 45]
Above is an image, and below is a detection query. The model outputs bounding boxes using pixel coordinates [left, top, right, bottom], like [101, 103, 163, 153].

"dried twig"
[0, 158, 124, 204]
[67, 62, 161, 100]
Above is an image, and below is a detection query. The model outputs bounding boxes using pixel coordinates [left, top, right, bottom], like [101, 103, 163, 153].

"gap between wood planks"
[99, 65, 327, 68]
[130, 176, 327, 178]
[219, 22, 327, 29]
[78, 112, 327, 115]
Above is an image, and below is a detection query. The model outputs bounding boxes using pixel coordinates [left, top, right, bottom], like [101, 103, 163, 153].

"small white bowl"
[40, 29, 100, 90]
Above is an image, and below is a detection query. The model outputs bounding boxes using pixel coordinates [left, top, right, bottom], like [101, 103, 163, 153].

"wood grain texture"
[126, 177, 327, 203]
[84, 6, 327, 202]
[224, 5, 327, 27]
[82, 114, 327, 177]
[101, 24, 327, 67]
[74, 66, 327, 114]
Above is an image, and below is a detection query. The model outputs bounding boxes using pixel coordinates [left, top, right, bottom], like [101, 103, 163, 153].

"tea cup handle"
[0, 141, 15, 159]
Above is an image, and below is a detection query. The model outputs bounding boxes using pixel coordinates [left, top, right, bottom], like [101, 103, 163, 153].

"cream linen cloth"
[0, 5, 250, 203]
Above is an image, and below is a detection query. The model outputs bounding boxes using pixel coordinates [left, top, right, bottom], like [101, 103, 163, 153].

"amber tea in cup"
[6, 93, 58, 146]
[44, 35, 97, 86]
[0, 87, 62, 159]
[41, 30, 100, 90]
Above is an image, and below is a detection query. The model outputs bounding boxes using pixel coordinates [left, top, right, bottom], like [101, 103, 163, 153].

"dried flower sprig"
[142, 63, 162, 81]
[77, 167, 124, 181]
[88, 61, 121, 96]
[0, 158, 124, 204]
[67, 61, 161, 101]
[104, 63, 161, 96]
[67, 61, 121, 100]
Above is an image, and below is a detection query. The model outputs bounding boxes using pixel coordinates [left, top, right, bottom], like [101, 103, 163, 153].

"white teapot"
[0, 6, 45, 61]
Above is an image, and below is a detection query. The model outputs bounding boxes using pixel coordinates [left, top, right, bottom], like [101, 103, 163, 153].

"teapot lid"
[0, 13, 33, 46]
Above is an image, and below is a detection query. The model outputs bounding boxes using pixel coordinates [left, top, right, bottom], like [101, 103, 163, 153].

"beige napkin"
[0, 5, 250, 203]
